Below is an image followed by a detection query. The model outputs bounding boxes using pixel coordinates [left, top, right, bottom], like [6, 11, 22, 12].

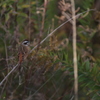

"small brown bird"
[18, 40, 30, 64]
[18, 40, 30, 85]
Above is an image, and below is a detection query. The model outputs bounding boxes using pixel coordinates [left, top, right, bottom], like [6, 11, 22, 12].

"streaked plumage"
[18, 40, 30, 64]
[18, 40, 30, 85]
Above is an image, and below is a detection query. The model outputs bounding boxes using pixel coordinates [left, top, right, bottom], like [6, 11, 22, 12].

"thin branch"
[0, 63, 19, 86]
[71, 0, 78, 100]
[62, 12, 72, 24]
[29, 9, 95, 53]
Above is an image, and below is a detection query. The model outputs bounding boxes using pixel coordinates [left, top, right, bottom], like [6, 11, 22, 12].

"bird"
[17, 40, 30, 85]
[18, 40, 30, 64]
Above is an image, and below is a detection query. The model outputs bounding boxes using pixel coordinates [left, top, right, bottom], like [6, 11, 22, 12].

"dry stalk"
[71, 0, 78, 100]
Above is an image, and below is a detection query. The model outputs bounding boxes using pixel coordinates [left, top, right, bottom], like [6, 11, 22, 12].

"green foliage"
[77, 0, 95, 27]
[60, 51, 100, 99]
[78, 60, 100, 99]
[77, 0, 95, 10]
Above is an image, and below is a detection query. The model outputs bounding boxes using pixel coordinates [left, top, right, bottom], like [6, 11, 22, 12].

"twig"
[0, 63, 19, 86]
[29, 9, 95, 54]
[70, 95, 74, 100]
[80, 8, 90, 18]
[62, 12, 72, 24]
[71, 0, 78, 100]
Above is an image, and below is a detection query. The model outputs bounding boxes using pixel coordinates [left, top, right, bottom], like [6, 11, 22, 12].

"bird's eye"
[24, 42, 27, 44]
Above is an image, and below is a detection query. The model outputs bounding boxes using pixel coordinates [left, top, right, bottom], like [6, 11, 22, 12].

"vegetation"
[0, 0, 100, 100]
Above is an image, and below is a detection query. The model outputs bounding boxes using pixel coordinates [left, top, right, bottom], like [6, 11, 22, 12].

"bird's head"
[22, 40, 30, 46]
